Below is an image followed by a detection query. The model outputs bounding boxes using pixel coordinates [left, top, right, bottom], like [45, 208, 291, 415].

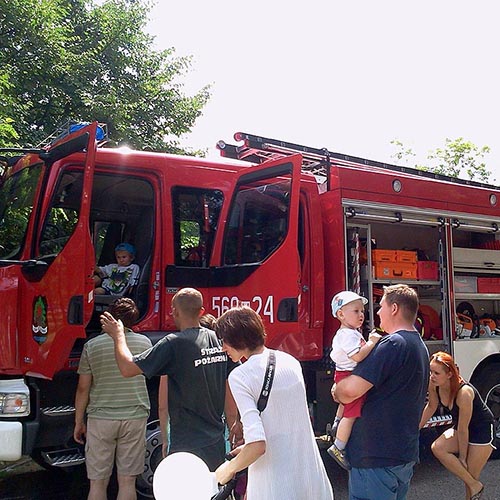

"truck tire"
[136, 419, 163, 498]
[474, 363, 500, 459]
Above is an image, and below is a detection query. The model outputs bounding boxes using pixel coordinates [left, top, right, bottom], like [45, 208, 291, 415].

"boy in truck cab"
[93, 243, 140, 296]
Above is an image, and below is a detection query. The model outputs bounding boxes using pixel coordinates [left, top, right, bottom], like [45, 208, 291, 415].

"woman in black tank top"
[419, 351, 494, 500]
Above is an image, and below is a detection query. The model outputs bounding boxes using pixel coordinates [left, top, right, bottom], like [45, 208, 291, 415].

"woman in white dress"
[215, 306, 334, 500]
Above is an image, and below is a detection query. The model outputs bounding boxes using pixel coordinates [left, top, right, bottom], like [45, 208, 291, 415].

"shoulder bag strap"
[257, 350, 276, 414]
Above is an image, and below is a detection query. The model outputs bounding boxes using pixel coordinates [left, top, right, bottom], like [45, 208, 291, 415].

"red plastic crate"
[477, 277, 500, 293]
[417, 261, 438, 280]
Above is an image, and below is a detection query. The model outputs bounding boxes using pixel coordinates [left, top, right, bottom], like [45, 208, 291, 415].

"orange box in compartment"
[373, 262, 417, 280]
[417, 261, 438, 280]
[477, 277, 500, 293]
[372, 249, 397, 262]
[396, 250, 418, 263]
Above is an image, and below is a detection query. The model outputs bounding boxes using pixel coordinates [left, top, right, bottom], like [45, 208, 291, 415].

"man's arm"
[334, 374, 373, 404]
[100, 311, 143, 377]
[158, 375, 169, 458]
[73, 374, 92, 445]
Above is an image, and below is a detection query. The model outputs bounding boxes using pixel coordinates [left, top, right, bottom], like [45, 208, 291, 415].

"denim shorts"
[349, 461, 416, 500]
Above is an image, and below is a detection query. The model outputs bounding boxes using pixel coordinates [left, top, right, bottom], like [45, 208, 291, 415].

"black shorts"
[469, 422, 496, 446]
[170, 434, 226, 472]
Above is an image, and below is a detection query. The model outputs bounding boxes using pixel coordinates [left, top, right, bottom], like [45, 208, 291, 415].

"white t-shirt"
[330, 327, 366, 371]
[228, 349, 333, 500]
[98, 263, 140, 296]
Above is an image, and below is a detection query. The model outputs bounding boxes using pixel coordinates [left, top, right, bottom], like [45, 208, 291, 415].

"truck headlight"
[0, 394, 30, 415]
[0, 379, 30, 417]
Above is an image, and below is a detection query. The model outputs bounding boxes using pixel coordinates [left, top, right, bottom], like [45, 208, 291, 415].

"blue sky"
[147, 1, 500, 181]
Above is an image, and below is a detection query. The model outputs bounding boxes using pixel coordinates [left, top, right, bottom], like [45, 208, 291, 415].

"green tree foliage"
[427, 138, 491, 183]
[0, 0, 210, 152]
[391, 138, 493, 183]
[0, 72, 18, 147]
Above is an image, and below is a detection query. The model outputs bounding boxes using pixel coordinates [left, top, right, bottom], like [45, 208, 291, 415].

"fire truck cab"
[1, 124, 499, 495]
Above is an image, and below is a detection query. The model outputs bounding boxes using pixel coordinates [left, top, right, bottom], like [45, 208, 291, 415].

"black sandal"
[470, 486, 484, 500]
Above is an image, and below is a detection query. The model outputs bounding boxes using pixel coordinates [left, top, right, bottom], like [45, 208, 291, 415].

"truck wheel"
[136, 419, 163, 498]
[474, 363, 500, 459]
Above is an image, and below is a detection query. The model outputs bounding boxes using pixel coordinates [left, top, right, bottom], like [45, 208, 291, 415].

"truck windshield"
[0, 164, 43, 259]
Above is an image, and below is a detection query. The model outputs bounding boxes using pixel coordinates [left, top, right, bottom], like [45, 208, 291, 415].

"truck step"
[422, 414, 453, 428]
[41, 448, 85, 467]
[41, 405, 75, 416]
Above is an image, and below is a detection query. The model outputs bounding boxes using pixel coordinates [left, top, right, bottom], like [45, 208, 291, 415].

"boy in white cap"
[327, 291, 381, 470]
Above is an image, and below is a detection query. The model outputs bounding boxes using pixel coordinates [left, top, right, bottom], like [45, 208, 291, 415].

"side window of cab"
[37, 171, 82, 260]
[172, 187, 223, 267]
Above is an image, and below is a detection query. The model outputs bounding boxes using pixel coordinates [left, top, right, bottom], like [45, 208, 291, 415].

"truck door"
[211, 155, 305, 356]
[18, 123, 98, 379]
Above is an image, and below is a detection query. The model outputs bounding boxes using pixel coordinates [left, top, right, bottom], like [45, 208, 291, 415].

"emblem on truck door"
[32, 295, 48, 344]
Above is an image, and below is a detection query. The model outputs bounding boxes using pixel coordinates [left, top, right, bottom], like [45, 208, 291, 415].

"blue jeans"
[349, 462, 416, 500]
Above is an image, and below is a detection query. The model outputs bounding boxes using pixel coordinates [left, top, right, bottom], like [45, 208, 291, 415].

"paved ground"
[1, 449, 499, 499]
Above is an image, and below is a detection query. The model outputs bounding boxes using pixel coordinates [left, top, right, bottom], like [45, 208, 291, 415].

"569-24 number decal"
[212, 295, 274, 323]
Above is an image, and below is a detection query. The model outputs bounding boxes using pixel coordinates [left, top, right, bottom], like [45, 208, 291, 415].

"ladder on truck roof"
[216, 132, 496, 191]
[217, 132, 333, 187]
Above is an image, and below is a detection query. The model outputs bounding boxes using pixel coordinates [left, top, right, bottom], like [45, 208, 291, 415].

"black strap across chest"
[257, 350, 276, 414]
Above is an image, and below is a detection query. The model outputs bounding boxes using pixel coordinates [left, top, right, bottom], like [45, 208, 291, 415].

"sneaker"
[327, 443, 351, 470]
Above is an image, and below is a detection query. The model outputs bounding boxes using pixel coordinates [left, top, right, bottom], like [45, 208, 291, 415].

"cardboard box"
[373, 262, 417, 280]
[417, 261, 438, 280]
[454, 276, 477, 293]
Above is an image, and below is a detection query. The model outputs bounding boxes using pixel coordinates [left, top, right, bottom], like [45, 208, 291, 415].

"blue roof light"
[69, 123, 106, 141]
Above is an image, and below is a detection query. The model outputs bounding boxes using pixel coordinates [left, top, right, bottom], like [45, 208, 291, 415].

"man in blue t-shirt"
[334, 284, 429, 500]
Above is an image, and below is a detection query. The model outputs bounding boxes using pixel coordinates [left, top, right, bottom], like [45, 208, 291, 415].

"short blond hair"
[172, 288, 203, 318]
[383, 284, 419, 323]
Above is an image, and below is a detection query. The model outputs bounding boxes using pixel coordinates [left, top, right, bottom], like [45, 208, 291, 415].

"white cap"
[331, 291, 368, 318]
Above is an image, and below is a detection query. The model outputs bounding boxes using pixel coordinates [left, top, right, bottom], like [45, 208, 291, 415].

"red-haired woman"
[419, 351, 495, 500]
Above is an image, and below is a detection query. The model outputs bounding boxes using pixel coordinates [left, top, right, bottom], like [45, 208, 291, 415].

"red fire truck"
[1, 123, 499, 493]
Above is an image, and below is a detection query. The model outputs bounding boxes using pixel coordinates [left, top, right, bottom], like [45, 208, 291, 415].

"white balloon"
[153, 452, 218, 500]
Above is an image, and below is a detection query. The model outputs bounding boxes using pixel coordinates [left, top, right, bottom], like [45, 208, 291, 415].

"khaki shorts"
[85, 417, 147, 480]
